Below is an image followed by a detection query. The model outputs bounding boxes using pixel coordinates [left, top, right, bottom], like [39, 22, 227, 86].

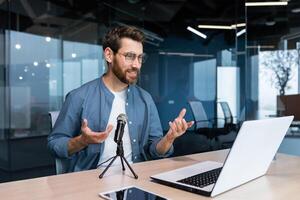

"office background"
[0, 0, 299, 183]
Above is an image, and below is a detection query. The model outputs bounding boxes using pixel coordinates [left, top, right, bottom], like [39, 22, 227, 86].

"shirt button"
[126, 102, 128, 106]
[133, 139, 136, 143]
[134, 156, 137, 160]
[128, 89, 130, 92]
[129, 121, 132, 124]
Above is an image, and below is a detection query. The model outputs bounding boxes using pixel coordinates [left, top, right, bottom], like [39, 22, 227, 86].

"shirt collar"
[99, 75, 135, 99]
[99, 76, 114, 99]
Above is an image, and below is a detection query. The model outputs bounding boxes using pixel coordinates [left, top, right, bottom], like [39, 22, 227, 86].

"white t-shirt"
[98, 89, 133, 167]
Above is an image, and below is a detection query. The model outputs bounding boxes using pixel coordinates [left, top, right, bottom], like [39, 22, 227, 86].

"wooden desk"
[0, 149, 300, 200]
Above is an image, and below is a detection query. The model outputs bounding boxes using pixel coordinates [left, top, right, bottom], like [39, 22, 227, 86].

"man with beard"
[48, 26, 194, 173]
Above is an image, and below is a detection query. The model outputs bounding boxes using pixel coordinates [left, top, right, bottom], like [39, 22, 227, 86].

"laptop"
[151, 116, 294, 197]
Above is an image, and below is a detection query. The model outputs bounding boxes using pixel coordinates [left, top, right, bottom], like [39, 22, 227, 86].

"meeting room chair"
[188, 100, 217, 140]
[217, 101, 239, 149]
[188, 100, 237, 150]
[49, 111, 69, 174]
[219, 101, 239, 132]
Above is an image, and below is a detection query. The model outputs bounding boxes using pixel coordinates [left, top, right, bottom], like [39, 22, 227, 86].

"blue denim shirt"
[47, 77, 173, 172]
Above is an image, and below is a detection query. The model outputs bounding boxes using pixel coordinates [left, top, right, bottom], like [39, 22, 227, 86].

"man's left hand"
[166, 108, 194, 142]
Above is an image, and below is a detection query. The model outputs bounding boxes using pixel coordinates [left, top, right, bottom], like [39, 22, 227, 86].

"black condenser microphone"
[114, 114, 127, 143]
[99, 113, 138, 179]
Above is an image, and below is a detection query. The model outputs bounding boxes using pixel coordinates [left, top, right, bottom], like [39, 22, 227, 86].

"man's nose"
[132, 57, 141, 68]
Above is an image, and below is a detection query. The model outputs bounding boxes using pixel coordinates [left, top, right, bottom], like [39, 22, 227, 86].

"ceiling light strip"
[237, 29, 246, 37]
[198, 23, 246, 30]
[187, 26, 207, 39]
[198, 25, 233, 30]
[245, 2, 288, 7]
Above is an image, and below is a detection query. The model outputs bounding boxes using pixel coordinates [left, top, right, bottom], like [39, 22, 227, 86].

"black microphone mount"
[99, 114, 138, 179]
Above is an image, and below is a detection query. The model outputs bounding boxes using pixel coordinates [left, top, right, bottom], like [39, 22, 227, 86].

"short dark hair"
[102, 26, 145, 53]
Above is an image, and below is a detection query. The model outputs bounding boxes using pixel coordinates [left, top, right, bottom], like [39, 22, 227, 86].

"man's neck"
[102, 71, 128, 92]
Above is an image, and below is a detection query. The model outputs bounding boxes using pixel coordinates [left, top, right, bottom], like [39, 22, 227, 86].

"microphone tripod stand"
[99, 139, 138, 179]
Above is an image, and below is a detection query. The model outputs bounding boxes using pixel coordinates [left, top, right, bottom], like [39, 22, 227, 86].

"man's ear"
[104, 47, 113, 64]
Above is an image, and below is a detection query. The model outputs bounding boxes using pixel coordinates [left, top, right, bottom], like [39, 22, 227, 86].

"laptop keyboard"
[177, 167, 222, 188]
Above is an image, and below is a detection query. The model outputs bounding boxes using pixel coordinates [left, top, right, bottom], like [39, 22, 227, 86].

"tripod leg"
[120, 157, 125, 171]
[99, 155, 118, 179]
[121, 156, 138, 179]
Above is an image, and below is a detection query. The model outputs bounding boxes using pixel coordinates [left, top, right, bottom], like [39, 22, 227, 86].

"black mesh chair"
[217, 101, 240, 149]
[188, 100, 218, 140]
[188, 100, 237, 150]
[219, 101, 238, 132]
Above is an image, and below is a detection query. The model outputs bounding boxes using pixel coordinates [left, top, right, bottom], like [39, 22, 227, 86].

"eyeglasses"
[117, 52, 147, 64]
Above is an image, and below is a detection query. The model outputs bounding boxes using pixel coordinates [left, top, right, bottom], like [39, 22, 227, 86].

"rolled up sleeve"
[47, 92, 82, 159]
[147, 97, 174, 159]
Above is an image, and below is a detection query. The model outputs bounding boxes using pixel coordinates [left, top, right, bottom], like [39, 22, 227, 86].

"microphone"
[99, 113, 138, 179]
[114, 114, 127, 143]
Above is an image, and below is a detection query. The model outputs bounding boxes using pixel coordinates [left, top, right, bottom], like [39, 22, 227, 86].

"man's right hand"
[80, 119, 113, 145]
[68, 119, 113, 156]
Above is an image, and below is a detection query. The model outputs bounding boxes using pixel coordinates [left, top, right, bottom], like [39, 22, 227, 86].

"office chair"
[188, 100, 217, 140]
[49, 111, 69, 174]
[49, 111, 60, 129]
[188, 100, 237, 150]
[219, 101, 239, 132]
[188, 100, 233, 138]
[217, 101, 239, 149]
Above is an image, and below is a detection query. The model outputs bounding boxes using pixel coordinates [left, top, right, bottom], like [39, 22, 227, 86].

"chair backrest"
[49, 111, 68, 174]
[188, 100, 210, 129]
[49, 111, 60, 128]
[219, 102, 233, 125]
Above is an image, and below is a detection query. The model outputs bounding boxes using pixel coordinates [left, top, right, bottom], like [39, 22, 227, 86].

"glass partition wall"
[0, 0, 245, 182]
[246, 0, 300, 158]
[247, 0, 300, 126]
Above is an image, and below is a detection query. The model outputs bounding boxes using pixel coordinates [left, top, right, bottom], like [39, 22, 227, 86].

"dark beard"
[112, 66, 139, 85]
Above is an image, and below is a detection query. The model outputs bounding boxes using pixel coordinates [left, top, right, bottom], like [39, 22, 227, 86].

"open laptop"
[151, 116, 294, 197]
